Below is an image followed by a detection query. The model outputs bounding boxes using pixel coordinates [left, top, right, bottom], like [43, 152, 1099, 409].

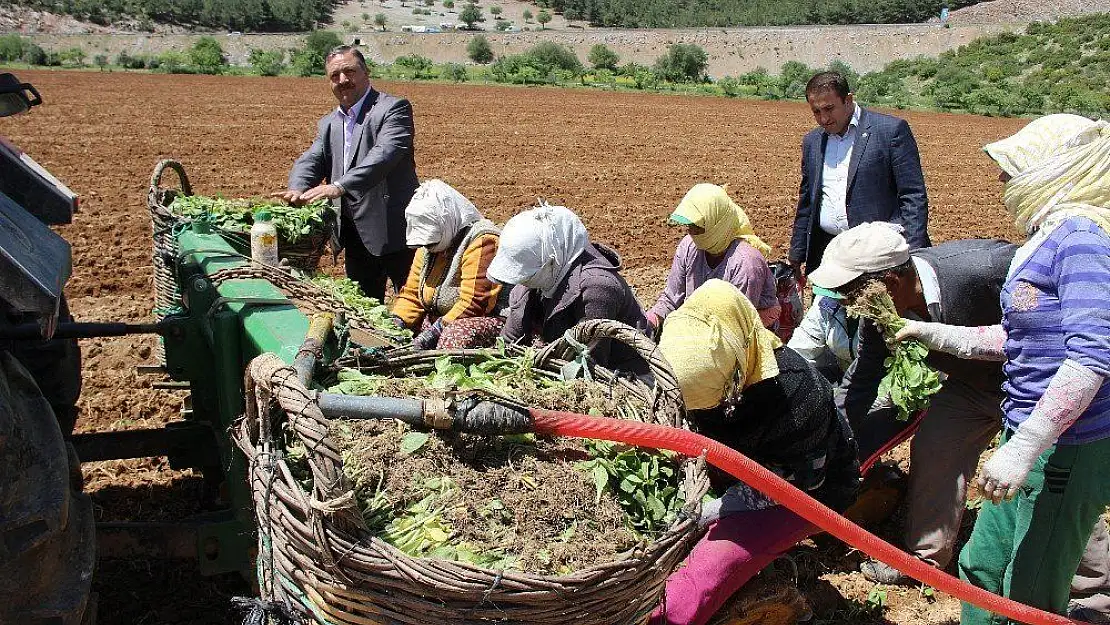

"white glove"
[894, 321, 1007, 362]
[977, 359, 1103, 504]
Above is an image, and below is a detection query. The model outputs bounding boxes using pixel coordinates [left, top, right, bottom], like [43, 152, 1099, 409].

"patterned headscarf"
[670, 183, 771, 257]
[984, 114, 1110, 236]
[658, 279, 782, 411]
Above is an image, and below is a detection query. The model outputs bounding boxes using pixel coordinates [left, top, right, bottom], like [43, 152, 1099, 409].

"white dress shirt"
[336, 89, 371, 173]
[819, 104, 862, 236]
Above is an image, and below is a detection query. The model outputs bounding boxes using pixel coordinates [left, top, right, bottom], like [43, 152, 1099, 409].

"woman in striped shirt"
[390, 180, 504, 349]
[894, 114, 1110, 622]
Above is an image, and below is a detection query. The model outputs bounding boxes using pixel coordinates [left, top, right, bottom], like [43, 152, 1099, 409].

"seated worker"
[647, 184, 780, 332]
[786, 294, 859, 384]
[390, 180, 503, 349]
[895, 114, 1110, 624]
[487, 203, 650, 373]
[650, 279, 859, 625]
[808, 220, 1110, 621]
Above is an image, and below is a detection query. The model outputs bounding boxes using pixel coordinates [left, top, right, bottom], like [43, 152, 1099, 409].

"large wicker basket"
[234, 320, 709, 625]
[147, 159, 332, 274]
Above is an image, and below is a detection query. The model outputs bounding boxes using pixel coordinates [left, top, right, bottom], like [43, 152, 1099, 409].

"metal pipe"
[292, 313, 334, 386]
[316, 393, 426, 427]
[0, 321, 169, 340]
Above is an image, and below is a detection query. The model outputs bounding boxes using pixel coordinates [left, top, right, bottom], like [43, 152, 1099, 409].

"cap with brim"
[811, 285, 845, 300]
[669, 213, 694, 225]
[808, 262, 864, 291]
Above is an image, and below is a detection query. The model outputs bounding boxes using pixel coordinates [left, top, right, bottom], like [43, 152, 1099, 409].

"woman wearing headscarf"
[651, 279, 859, 625]
[648, 183, 780, 332]
[390, 180, 504, 349]
[487, 203, 650, 373]
[892, 114, 1110, 622]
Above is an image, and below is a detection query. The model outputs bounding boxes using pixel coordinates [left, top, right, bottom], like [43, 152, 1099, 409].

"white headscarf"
[405, 179, 482, 253]
[487, 203, 588, 298]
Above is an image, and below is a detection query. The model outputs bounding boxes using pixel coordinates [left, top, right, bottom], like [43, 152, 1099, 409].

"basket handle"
[534, 319, 685, 426]
[149, 159, 192, 197]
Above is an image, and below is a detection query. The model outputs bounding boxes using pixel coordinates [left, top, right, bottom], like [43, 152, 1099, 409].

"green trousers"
[959, 433, 1110, 624]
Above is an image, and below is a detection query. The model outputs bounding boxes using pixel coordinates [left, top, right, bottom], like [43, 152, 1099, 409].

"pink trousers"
[650, 506, 817, 625]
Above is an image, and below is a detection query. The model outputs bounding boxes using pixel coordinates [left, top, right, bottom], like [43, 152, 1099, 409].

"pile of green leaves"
[168, 195, 328, 243]
[845, 281, 942, 421]
[577, 440, 685, 538]
[309, 275, 412, 342]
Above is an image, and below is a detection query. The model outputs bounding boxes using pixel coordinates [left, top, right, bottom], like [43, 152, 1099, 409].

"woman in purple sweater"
[647, 184, 779, 332]
[894, 114, 1110, 622]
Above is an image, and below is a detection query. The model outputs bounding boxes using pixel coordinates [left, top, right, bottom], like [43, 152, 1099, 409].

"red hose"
[528, 408, 1080, 625]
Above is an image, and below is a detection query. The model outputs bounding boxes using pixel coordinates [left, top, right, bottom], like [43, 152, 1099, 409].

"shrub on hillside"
[717, 76, 743, 97]
[467, 35, 494, 63]
[652, 44, 708, 83]
[0, 34, 24, 62]
[190, 36, 227, 74]
[588, 43, 619, 71]
[249, 49, 286, 76]
[522, 41, 582, 75]
[20, 42, 47, 65]
[442, 62, 468, 81]
[393, 53, 434, 78]
[291, 30, 343, 76]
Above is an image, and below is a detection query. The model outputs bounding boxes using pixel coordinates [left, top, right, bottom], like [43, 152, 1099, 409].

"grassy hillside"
[541, 0, 978, 27]
[851, 13, 1110, 116]
[6, 0, 338, 31]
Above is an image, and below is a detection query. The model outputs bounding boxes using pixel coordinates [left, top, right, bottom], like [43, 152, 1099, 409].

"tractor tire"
[708, 571, 812, 625]
[0, 351, 95, 625]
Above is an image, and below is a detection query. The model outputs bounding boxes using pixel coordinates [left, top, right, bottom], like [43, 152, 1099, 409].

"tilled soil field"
[2, 70, 1029, 625]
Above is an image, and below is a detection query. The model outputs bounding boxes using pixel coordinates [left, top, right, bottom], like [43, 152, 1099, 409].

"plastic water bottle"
[250, 209, 279, 267]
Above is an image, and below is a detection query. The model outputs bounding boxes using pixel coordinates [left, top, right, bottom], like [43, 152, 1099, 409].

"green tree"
[588, 43, 619, 70]
[362, 12, 370, 20]
[522, 40, 582, 75]
[496, 19, 512, 30]
[536, 9, 551, 28]
[442, 62, 468, 81]
[467, 34, 494, 63]
[522, 8, 533, 20]
[460, 3, 485, 28]
[717, 76, 742, 97]
[190, 36, 227, 73]
[0, 35, 23, 62]
[443, 0, 454, 7]
[393, 53, 434, 78]
[21, 42, 47, 66]
[249, 49, 286, 76]
[374, 13, 387, 29]
[292, 30, 343, 76]
[827, 59, 859, 91]
[489, 5, 501, 15]
[652, 43, 708, 82]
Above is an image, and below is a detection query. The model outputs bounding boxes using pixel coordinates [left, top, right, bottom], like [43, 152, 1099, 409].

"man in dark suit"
[276, 46, 419, 302]
[789, 71, 929, 281]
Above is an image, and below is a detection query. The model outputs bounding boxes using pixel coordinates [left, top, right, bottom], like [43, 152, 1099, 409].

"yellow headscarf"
[983, 114, 1110, 236]
[670, 183, 772, 257]
[658, 279, 782, 411]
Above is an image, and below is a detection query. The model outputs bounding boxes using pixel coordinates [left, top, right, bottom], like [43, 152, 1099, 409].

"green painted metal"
[163, 227, 321, 577]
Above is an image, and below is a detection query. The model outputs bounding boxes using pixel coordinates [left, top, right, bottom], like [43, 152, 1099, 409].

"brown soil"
[2, 70, 1030, 624]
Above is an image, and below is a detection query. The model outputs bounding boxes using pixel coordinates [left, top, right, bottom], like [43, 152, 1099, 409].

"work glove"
[698, 482, 777, 528]
[977, 359, 1103, 504]
[893, 320, 1007, 361]
[412, 319, 444, 350]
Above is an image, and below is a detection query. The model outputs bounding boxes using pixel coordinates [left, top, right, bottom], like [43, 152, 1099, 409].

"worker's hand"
[892, 319, 926, 343]
[270, 189, 304, 205]
[299, 184, 344, 203]
[789, 260, 806, 288]
[413, 328, 441, 350]
[976, 438, 1039, 504]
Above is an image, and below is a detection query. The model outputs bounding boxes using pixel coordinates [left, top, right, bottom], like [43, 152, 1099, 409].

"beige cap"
[809, 222, 911, 290]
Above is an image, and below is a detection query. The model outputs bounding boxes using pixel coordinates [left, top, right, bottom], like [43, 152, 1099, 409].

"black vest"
[912, 238, 1017, 392]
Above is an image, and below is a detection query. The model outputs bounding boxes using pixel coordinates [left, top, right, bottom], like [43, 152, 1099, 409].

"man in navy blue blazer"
[789, 71, 930, 280]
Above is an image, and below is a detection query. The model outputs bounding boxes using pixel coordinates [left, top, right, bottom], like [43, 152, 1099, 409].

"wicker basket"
[234, 320, 709, 625]
[147, 160, 332, 274]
